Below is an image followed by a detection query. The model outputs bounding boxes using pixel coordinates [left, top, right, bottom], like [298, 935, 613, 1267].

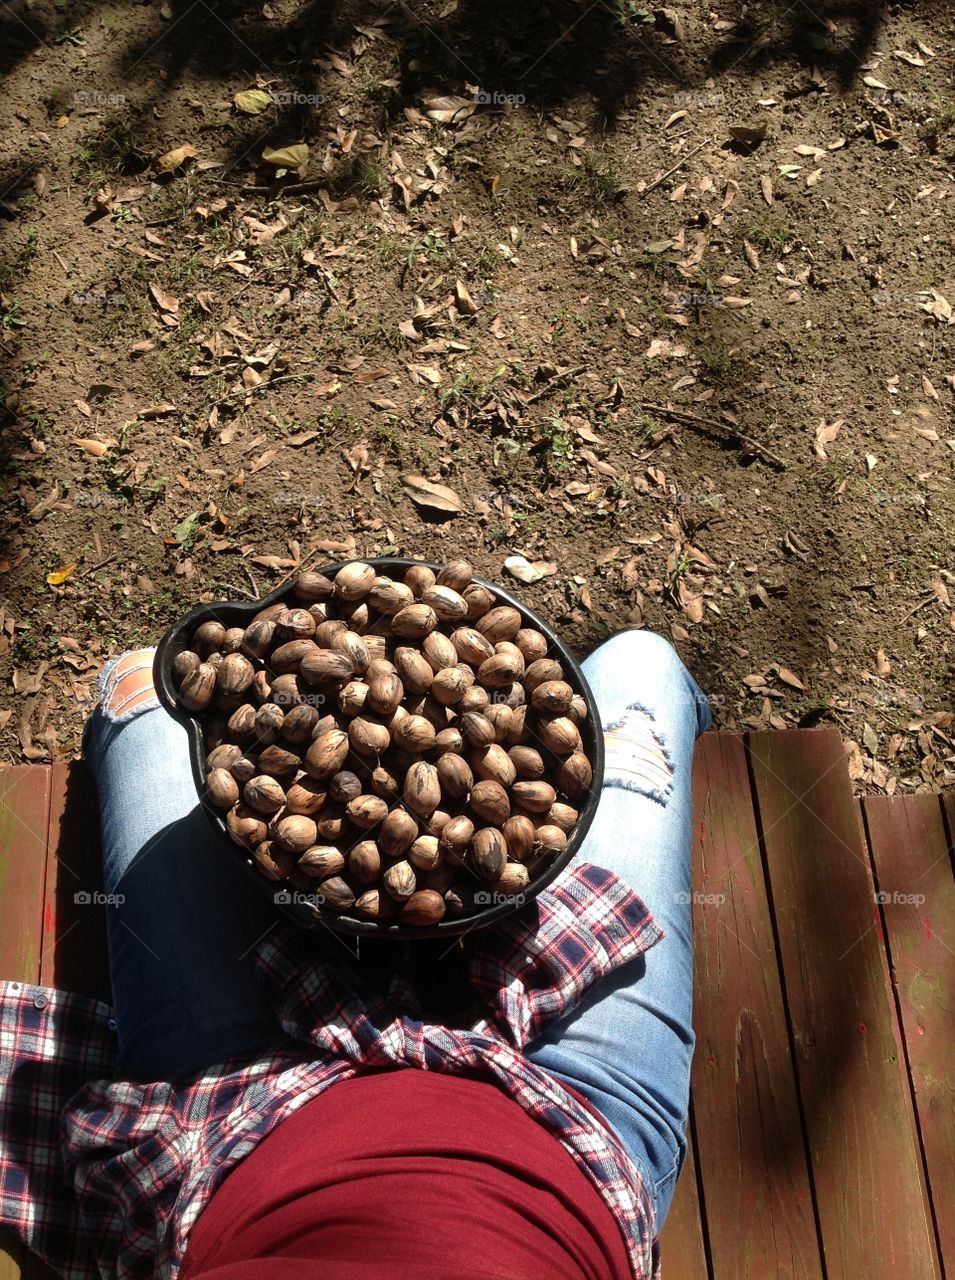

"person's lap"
[85, 632, 711, 1228]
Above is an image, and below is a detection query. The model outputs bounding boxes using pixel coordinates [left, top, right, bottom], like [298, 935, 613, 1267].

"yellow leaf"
[46, 563, 77, 586]
[234, 89, 272, 114]
[262, 144, 309, 169]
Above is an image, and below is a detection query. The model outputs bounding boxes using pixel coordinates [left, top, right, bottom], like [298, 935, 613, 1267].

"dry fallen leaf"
[922, 290, 953, 324]
[354, 366, 392, 385]
[401, 474, 465, 515]
[75, 438, 109, 457]
[421, 94, 475, 124]
[154, 144, 197, 174]
[234, 88, 272, 115]
[813, 416, 844, 460]
[249, 448, 277, 473]
[46, 563, 77, 586]
[776, 665, 806, 691]
[503, 555, 558, 584]
[729, 123, 768, 145]
[262, 143, 309, 170]
[454, 279, 478, 315]
[149, 283, 179, 314]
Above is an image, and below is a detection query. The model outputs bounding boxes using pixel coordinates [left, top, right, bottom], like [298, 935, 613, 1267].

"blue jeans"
[83, 630, 711, 1231]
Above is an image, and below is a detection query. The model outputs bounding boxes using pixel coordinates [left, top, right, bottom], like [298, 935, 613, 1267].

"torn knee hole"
[102, 650, 158, 716]
[602, 704, 674, 803]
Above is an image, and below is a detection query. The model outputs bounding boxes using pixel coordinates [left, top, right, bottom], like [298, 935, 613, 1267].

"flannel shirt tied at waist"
[0, 861, 664, 1280]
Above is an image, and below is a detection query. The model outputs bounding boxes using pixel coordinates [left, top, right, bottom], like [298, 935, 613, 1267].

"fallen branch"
[525, 364, 588, 405]
[637, 402, 788, 470]
[638, 139, 712, 197]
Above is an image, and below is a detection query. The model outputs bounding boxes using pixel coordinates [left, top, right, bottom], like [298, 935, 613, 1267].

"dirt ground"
[0, 0, 952, 792]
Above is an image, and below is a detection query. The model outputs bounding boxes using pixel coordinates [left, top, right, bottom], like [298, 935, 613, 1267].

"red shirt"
[180, 1069, 632, 1280]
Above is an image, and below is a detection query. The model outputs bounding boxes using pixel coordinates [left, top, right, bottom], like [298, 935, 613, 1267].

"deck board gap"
[858, 800, 947, 1277]
[687, 1101, 714, 1280]
[741, 732, 831, 1280]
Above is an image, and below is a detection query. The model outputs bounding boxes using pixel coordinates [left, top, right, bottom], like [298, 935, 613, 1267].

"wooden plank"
[0, 768, 52, 1280]
[862, 795, 955, 1275]
[690, 732, 822, 1280]
[39, 764, 111, 1004]
[748, 729, 941, 1280]
[0, 768, 51, 984]
[659, 1120, 709, 1280]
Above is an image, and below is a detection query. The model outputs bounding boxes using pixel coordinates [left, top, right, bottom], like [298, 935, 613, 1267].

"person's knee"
[594, 628, 683, 674]
[102, 648, 158, 716]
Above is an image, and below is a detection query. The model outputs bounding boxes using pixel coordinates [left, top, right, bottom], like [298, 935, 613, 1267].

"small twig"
[242, 563, 261, 598]
[637, 401, 788, 470]
[210, 580, 257, 600]
[639, 138, 712, 197]
[78, 552, 120, 578]
[525, 364, 588, 405]
[234, 179, 329, 198]
[898, 594, 936, 624]
[246, 374, 311, 395]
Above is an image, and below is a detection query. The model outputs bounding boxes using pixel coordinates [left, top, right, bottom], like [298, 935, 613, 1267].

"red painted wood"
[748, 729, 941, 1280]
[39, 764, 111, 1004]
[3, 753, 950, 1280]
[0, 768, 55, 1280]
[0, 768, 51, 984]
[659, 1122, 710, 1280]
[689, 732, 821, 1280]
[862, 794, 955, 1275]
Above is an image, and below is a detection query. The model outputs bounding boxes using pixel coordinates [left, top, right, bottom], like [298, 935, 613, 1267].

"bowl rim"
[153, 557, 604, 941]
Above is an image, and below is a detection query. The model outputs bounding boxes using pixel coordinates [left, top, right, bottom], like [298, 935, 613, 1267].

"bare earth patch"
[0, 0, 952, 792]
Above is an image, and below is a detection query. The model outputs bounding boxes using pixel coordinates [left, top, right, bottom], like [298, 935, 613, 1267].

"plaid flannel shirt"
[0, 862, 664, 1280]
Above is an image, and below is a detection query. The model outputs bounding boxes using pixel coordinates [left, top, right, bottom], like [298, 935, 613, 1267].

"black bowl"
[153, 559, 604, 941]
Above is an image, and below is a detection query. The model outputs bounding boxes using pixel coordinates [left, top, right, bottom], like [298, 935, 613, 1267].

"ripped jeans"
[82, 630, 711, 1232]
[528, 630, 711, 1227]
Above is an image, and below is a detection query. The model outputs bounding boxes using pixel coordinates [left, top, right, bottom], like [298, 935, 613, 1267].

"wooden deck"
[0, 730, 952, 1279]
